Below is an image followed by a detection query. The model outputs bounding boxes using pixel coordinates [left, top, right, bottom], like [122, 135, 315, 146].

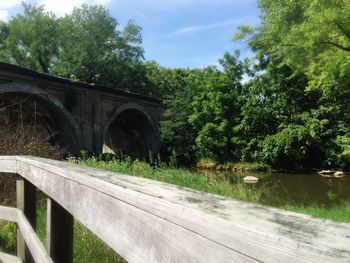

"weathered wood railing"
[0, 156, 350, 263]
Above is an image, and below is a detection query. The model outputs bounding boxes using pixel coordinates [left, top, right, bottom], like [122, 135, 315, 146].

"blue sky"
[0, 0, 259, 68]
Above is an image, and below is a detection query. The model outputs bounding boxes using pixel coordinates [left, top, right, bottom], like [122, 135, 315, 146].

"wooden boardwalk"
[0, 156, 350, 262]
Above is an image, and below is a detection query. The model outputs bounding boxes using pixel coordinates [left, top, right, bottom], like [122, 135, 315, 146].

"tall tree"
[54, 5, 145, 89]
[0, 3, 147, 94]
[189, 52, 245, 161]
[236, 0, 350, 91]
[0, 3, 59, 73]
[234, 0, 350, 168]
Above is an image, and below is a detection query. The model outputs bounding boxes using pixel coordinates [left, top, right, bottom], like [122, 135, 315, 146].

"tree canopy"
[236, 0, 350, 90]
[0, 3, 146, 93]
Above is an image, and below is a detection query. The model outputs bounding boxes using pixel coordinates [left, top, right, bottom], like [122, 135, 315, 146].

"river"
[197, 170, 350, 207]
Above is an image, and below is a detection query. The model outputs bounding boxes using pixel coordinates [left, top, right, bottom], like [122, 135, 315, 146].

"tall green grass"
[72, 157, 266, 203]
[197, 158, 270, 171]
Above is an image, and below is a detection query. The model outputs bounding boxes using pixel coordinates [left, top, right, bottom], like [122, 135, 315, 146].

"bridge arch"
[102, 103, 160, 157]
[0, 82, 81, 154]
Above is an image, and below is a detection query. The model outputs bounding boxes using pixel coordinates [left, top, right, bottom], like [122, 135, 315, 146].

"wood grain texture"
[16, 211, 53, 263]
[0, 156, 16, 173]
[0, 206, 17, 222]
[0, 252, 22, 263]
[16, 179, 36, 263]
[1, 156, 350, 263]
[0, 207, 52, 263]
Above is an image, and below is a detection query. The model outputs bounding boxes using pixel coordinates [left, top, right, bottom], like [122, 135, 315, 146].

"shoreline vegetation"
[197, 158, 350, 176]
[196, 159, 271, 172]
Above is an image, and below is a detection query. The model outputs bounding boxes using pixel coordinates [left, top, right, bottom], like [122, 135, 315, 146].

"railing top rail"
[1, 156, 350, 263]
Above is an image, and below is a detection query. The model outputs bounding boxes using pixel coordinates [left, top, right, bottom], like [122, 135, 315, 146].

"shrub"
[335, 135, 350, 169]
[0, 97, 63, 159]
[260, 124, 317, 168]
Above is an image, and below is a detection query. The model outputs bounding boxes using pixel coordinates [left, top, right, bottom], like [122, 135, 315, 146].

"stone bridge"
[0, 63, 162, 156]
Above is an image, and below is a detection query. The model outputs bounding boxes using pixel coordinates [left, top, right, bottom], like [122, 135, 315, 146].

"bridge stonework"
[0, 63, 162, 155]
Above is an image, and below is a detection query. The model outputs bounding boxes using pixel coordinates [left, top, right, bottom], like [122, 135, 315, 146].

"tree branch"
[319, 41, 350, 52]
[335, 22, 350, 41]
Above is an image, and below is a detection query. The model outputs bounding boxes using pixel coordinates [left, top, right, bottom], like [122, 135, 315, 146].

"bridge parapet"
[0, 156, 350, 262]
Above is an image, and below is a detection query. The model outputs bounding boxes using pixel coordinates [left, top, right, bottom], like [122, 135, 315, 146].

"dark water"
[258, 172, 350, 207]
[202, 170, 350, 207]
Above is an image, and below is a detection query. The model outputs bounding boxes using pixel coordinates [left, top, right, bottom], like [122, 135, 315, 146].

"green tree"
[54, 5, 145, 91]
[189, 52, 245, 161]
[0, 3, 59, 72]
[236, 0, 350, 94]
[145, 63, 197, 164]
[144, 61, 189, 99]
[0, 3, 148, 94]
[233, 0, 350, 169]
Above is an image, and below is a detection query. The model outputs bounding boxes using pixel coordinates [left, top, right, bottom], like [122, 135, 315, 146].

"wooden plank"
[13, 156, 350, 263]
[0, 206, 17, 222]
[0, 207, 21, 263]
[16, 179, 37, 227]
[0, 156, 16, 174]
[46, 198, 73, 263]
[0, 207, 52, 263]
[16, 157, 256, 263]
[0, 252, 22, 263]
[16, 210, 53, 263]
[16, 179, 36, 263]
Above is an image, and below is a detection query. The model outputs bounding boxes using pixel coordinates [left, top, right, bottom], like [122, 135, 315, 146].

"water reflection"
[199, 170, 350, 207]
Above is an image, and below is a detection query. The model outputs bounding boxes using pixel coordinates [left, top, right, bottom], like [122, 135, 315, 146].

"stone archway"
[0, 83, 81, 154]
[103, 103, 160, 157]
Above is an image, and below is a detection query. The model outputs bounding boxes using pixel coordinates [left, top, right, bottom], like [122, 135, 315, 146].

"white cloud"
[0, 0, 22, 21]
[0, 9, 9, 21]
[168, 18, 253, 37]
[38, 0, 112, 16]
[170, 20, 237, 36]
[0, 0, 22, 9]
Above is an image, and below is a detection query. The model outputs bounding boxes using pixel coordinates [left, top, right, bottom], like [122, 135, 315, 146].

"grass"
[0, 221, 16, 254]
[197, 158, 270, 172]
[285, 203, 350, 223]
[72, 157, 267, 203]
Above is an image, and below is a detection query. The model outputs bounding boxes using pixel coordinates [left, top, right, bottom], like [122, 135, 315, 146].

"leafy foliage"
[189, 52, 245, 161]
[0, 3, 59, 72]
[0, 3, 147, 94]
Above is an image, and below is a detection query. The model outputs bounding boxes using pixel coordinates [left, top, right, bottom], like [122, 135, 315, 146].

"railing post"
[47, 198, 73, 263]
[16, 179, 36, 263]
